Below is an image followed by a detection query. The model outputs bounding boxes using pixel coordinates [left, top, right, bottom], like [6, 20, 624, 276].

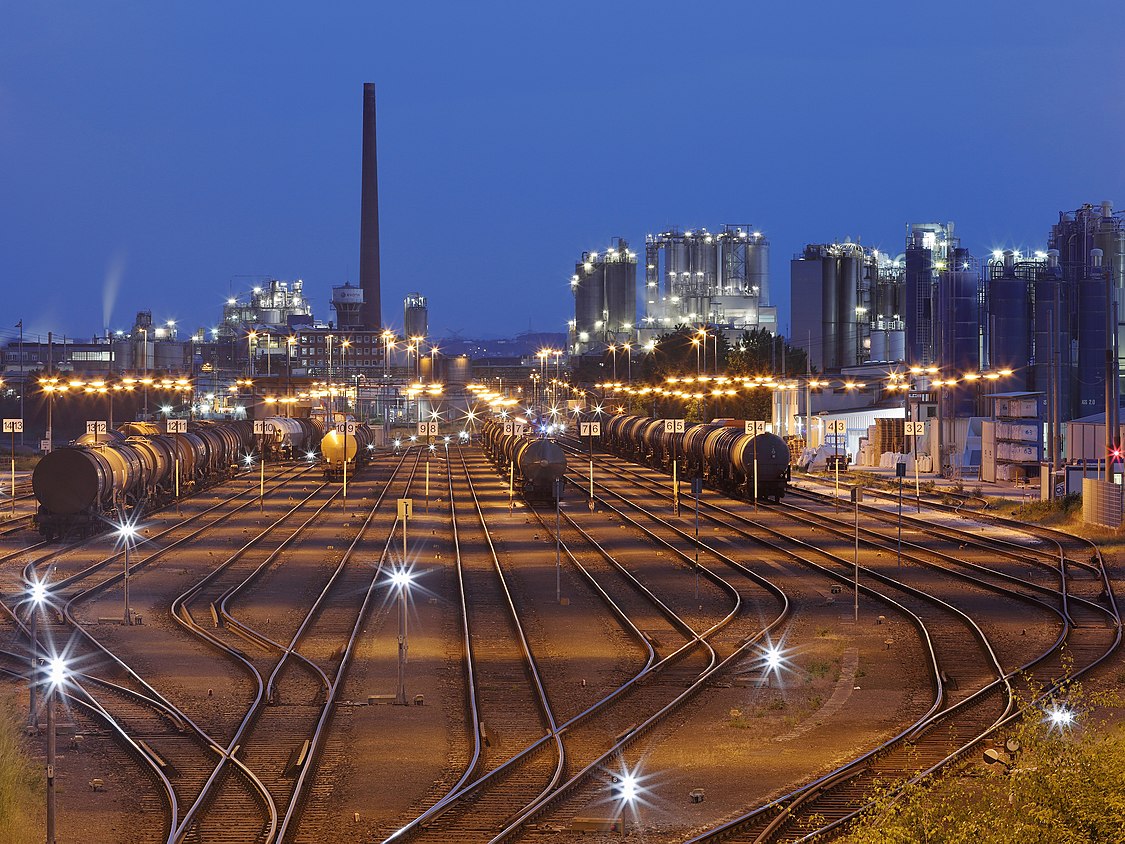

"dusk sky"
[3, 1, 1124, 344]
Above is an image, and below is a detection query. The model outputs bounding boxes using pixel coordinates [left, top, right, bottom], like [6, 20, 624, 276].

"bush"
[841, 689, 1125, 843]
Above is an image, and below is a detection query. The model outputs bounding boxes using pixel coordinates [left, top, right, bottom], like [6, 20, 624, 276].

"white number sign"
[744, 420, 767, 435]
[86, 421, 108, 435]
[580, 421, 601, 437]
[664, 419, 685, 434]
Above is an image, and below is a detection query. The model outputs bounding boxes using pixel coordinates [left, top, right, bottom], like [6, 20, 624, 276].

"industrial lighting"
[46, 656, 68, 689]
[1044, 703, 1076, 733]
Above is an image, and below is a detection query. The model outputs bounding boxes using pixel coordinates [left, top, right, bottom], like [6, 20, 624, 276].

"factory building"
[219, 279, 314, 339]
[984, 202, 1122, 425]
[903, 222, 981, 376]
[642, 225, 774, 335]
[790, 242, 897, 373]
[569, 239, 637, 354]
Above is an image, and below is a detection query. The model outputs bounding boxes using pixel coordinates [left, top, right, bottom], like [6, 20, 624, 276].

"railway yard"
[1, 431, 1121, 843]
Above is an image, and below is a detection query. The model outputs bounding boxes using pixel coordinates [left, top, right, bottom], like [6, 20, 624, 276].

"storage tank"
[574, 260, 605, 337]
[838, 252, 860, 368]
[665, 237, 688, 296]
[747, 235, 769, 305]
[445, 355, 472, 386]
[1076, 272, 1110, 416]
[987, 272, 1031, 381]
[404, 292, 428, 340]
[870, 331, 887, 363]
[604, 245, 636, 334]
[821, 256, 839, 370]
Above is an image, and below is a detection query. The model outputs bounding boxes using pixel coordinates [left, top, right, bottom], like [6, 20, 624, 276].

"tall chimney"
[359, 83, 382, 329]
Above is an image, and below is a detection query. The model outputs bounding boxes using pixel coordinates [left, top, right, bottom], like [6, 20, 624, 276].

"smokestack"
[359, 83, 382, 329]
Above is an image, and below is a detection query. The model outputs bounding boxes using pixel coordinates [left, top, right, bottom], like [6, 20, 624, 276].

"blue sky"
[2, 1, 1124, 342]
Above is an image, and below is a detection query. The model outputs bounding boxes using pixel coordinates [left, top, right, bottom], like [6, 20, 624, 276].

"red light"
[1113, 449, 1122, 460]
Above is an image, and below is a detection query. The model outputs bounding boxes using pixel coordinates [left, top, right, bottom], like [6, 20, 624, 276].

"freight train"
[319, 422, 376, 481]
[601, 414, 791, 502]
[32, 420, 254, 538]
[260, 417, 324, 461]
[480, 419, 567, 503]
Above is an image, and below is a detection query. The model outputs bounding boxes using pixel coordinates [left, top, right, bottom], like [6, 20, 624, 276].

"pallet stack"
[873, 418, 905, 457]
[784, 435, 806, 464]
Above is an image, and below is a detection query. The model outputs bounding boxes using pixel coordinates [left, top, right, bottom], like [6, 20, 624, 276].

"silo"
[1076, 271, 1109, 418]
[604, 251, 636, 334]
[821, 255, 839, 371]
[665, 236, 688, 300]
[838, 252, 860, 368]
[404, 293, 428, 339]
[689, 237, 718, 294]
[574, 261, 605, 338]
[747, 236, 769, 305]
[870, 331, 887, 362]
[987, 266, 1031, 392]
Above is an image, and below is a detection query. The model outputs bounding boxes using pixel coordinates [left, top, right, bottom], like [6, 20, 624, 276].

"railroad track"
[570, 445, 1121, 842]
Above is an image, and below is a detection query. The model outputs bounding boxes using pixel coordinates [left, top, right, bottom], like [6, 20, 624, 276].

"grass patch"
[806, 660, 832, 679]
[0, 698, 36, 842]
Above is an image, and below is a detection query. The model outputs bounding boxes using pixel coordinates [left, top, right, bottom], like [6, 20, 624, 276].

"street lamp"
[26, 579, 49, 725]
[410, 336, 423, 382]
[247, 330, 258, 380]
[390, 567, 414, 705]
[116, 522, 138, 625]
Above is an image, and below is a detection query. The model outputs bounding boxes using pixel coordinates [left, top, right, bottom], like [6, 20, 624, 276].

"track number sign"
[905, 421, 926, 436]
[337, 422, 357, 435]
[418, 421, 439, 437]
[2, 420, 22, 434]
[86, 421, 108, 435]
[580, 422, 601, 437]
[744, 420, 767, 435]
[664, 419, 685, 434]
[167, 420, 187, 434]
[825, 420, 847, 435]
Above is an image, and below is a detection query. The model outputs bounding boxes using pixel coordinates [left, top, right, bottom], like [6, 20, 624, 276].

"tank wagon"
[601, 414, 790, 502]
[258, 417, 324, 461]
[481, 419, 567, 502]
[319, 423, 375, 481]
[32, 420, 253, 538]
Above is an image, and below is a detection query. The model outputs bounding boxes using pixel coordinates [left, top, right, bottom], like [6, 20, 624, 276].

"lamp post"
[43, 656, 68, 844]
[140, 327, 150, 417]
[116, 522, 137, 625]
[391, 568, 412, 705]
[410, 336, 423, 382]
[553, 477, 565, 603]
[26, 580, 48, 726]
